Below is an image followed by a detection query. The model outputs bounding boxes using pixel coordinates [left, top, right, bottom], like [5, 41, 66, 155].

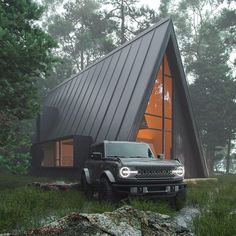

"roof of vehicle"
[90, 140, 147, 147]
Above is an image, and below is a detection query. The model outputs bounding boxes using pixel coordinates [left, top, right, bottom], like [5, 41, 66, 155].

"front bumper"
[112, 179, 186, 197]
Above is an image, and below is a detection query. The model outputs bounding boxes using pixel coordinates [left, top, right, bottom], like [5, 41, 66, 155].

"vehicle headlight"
[171, 166, 185, 177]
[119, 167, 138, 178]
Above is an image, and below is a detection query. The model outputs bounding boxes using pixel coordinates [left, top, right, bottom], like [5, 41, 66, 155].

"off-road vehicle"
[81, 141, 186, 209]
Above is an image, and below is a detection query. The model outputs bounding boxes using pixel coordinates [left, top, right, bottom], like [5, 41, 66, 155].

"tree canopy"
[0, 0, 56, 172]
[159, 0, 236, 173]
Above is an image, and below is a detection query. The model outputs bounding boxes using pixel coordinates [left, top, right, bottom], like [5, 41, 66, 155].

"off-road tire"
[81, 173, 93, 199]
[171, 187, 187, 210]
[99, 177, 116, 202]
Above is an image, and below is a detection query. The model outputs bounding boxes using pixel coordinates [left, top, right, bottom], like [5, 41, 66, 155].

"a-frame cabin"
[31, 18, 209, 179]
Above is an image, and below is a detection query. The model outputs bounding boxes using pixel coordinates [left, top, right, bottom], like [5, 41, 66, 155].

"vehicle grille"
[137, 167, 174, 178]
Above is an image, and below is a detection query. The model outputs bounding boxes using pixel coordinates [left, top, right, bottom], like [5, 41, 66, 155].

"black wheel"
[171, 187, 187, 210]
[99, 177, 116, 202]
[81, 173, 93, 199]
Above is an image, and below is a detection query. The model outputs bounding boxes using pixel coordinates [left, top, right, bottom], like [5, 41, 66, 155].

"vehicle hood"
[118, 158, 182, 167]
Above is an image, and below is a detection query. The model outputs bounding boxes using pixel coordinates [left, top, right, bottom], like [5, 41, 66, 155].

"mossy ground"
[0, 172, 235, 235]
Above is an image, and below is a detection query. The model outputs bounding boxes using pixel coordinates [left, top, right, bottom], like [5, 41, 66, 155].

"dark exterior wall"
[166, 39, 207, 178]
[173, 83, 204, 178]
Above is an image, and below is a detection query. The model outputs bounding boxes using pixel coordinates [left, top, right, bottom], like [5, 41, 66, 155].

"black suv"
[81, 141, 186, 208]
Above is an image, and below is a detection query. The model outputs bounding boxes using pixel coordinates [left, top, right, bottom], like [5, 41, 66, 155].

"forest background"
[0, 0, 235, 175]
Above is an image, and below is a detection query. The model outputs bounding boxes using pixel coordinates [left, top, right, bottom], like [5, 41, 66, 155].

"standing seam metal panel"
[94, 46, 132, 142]
[117, 22, 170, 140]
[55, 77, 79, 135]
[56, 78, 77, 125]
[83, 52, 121, 135]
[43, 82, 71, 139]
[44, 90, 54, 106]
[48, 85, 62, 107]
[69, 64, 100, 133]
[56, 74, 84, 137]
[89, 48, 129, 140]
[107, 30, 155, 141]
[75, 61, 105, 134]
[49, 81, 73, 138]
[63, 69, 92, 136]
[79, 57, 112, 134]
[97, 38, 142, 142]
[59, 71, 89, 138]
[53, 80, 71, 108]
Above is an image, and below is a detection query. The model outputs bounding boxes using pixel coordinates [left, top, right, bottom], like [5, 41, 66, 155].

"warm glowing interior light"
[136, 54, 172, 159]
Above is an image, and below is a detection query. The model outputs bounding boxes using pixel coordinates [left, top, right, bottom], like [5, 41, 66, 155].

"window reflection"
[136, 54, 173, 159]
[41, 139, 74, 167]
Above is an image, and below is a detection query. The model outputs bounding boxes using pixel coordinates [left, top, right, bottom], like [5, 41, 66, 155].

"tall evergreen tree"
[101, 0, 158, 44]
[0, 0, 56, 147]
[159, 0, 236, 173]
[47, 0, 115, 74]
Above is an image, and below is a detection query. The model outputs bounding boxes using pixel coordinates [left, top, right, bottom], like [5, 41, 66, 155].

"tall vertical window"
[136, 55, 173, 159]
[41, 138, 74, 167]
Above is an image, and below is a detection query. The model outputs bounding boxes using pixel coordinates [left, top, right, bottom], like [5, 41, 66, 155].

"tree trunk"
[80, 24, 84, 70]
[206, 146, 215, 176]
[120, 0, 125, 44]
[80, 49, 84, 70]
[226, 132, 232, 174]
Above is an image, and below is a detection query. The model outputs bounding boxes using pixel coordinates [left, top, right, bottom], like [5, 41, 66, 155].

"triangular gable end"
[131, 22, 209, 178]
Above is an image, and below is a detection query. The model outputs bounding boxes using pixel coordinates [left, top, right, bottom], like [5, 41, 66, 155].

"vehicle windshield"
[106, 142, 154, 158]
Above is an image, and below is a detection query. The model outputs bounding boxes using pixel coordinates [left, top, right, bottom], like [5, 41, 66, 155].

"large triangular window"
[136, 54, 173, 159]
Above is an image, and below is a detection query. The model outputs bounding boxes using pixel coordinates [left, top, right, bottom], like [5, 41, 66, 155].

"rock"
[18, 206, 192, 236]
[174, 206, 200, 229]
[30, 182, 80, 191]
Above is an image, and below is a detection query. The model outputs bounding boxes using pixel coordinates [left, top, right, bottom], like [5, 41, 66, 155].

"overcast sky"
[139, 0, 160, 11]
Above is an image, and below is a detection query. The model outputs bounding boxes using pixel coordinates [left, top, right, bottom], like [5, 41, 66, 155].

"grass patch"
[0, 186, 86, 233]
[0, 172, 51, 190]
[190, 175, 236, 236]
[0, 172, 235, 235]
[0, 173, 176, 233]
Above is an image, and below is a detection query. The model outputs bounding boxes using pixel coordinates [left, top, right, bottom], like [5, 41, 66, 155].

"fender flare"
[101, 170, 116, 183]
[82, 168, 91, 184]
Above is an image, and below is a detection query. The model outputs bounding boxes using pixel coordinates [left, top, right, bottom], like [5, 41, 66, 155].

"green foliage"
[0, 120, 33, 174]
[159, 0, 236, 173]
[0, 173, 174, 233]
[101, 0, 158, 44]
[42, 0, 158, 88]
[191, 175, 236, 236]
[47, 0, 115, 76]
[0, 0, 57, 174]
[0, 172, 51, 190]
[0, 152, 30, 175]
[0, 0, 56, 122]
[0, 187, 85, 233]
[0, 173, 236, 234]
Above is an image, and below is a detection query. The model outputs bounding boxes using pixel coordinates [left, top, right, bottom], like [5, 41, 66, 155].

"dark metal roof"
[41, 18, 170, 141]
[38, 17, 209, 177]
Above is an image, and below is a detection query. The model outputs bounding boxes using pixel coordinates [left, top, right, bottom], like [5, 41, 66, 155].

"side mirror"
[91, 152, 102, 160]
[157, 154, 165, 160]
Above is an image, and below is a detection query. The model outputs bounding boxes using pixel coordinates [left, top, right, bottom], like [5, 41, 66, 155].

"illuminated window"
[60, 139, 74, 166]
[41, 138, 74, 167]
[136, 54, 173, 159]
